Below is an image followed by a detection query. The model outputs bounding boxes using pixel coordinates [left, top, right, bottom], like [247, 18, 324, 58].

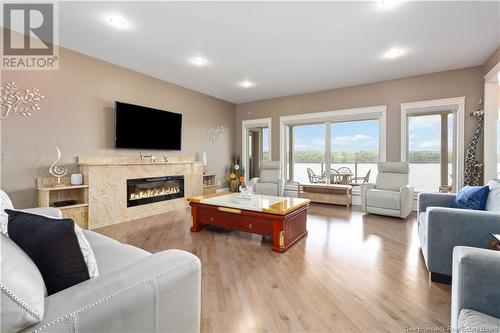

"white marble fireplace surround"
[79, 156, 203, 229]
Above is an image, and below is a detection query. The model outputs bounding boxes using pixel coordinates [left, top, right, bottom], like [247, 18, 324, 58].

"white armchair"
[250, 161, 285, 196]
[360, 162, 414, 219]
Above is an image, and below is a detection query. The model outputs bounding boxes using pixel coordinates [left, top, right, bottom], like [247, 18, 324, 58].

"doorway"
[248, 128, 270, 179]
[242, 118, 272, 182]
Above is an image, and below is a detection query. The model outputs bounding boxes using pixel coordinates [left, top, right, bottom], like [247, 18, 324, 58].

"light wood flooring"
[96, 204, 451, 333]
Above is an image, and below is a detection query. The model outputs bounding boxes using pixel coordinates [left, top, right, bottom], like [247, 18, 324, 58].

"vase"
[230, 179, 239, 192]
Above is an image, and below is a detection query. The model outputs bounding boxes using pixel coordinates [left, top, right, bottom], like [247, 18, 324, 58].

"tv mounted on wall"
[115, 101, 182, 150]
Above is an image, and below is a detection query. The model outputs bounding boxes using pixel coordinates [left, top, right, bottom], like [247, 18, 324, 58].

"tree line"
[293, 151, 449, 163]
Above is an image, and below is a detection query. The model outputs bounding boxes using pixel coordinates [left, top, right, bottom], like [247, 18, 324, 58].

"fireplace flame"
[129, 186, 180, 201]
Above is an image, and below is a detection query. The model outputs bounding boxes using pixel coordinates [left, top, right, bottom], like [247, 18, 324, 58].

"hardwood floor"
[96, 204, 451, 333]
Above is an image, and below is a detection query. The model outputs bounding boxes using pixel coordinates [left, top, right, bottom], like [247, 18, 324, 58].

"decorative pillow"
[73, 223, 99, 278]
[6, 210, 90, 295]
[486, 180, 500, 212]
[451, 185, 490, 211]
[1, 233, 45, 332]
[1, 208, 99, 279]
[0, 190, 14, 235]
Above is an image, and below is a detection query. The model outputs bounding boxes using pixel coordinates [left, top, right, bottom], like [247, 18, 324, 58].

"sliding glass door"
[407, 112, 455, 192]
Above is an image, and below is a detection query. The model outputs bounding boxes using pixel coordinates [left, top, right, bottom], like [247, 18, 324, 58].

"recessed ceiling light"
[377, 0, 401, 9]
[190, 56, 208, 66]
[239, 80, 255, 88]
[383, 47, 406, 59]
[108, 17, 127, 29]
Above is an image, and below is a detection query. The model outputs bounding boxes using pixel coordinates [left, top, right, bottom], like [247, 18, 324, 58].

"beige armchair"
[360, 162, 413, 219]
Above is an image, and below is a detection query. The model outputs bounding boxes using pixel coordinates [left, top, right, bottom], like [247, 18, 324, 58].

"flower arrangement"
[229, 154, 244, 192]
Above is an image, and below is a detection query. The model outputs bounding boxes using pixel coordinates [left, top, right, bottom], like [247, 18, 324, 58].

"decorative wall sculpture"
[208, 124, 224, 143]
[0, 81, 44, 119]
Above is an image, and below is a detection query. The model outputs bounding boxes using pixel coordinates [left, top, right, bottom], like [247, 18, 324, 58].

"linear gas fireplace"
[127, 176, 184, 207]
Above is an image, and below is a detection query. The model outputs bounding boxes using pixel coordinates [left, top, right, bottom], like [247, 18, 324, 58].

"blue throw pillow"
[451, 185, 490, 210]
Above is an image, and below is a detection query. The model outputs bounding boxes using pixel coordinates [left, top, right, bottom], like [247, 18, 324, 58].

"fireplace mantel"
[78, 155, 196, 166]
[79, 155, 203, 229]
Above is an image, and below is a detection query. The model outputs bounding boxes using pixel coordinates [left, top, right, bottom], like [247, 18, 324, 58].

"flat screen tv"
[115, 101, 182, 150]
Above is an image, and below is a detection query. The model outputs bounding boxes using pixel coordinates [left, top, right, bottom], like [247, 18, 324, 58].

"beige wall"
[1, 47, 235, 208]
[483, 46, 500, 76]
[236, 67, 484, 163]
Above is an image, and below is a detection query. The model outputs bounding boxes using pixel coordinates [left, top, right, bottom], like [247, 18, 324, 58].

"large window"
[291, 124, 326, 184]
[407, 112, 455, 192]
[288, 119, 381, 185]
[331, 119, 379, 185]
[281, 106, 386, 185]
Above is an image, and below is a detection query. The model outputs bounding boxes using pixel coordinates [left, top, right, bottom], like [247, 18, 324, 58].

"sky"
[292, 116, 453, 152]
[293, 120, 379, 152]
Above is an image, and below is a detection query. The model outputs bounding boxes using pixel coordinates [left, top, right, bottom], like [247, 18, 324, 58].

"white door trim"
[279, 105, 387, 181]
[483, 62, 500, 182]
[242, 118, 272, 181]
[400, 96, 466, 190]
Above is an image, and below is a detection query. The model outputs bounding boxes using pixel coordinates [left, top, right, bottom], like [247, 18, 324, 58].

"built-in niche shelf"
[36, 176, 89, 229]
[203, 174, 216, 195]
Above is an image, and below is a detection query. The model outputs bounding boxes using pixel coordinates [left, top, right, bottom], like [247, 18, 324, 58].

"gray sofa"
[417, 192, 500, 282]
[1, 208, 201, 333]
[451, 247, 500, 332]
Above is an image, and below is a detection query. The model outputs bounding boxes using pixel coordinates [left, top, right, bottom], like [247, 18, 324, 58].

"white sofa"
[1, 205, 201, 333]
[360, 162, 414, 218]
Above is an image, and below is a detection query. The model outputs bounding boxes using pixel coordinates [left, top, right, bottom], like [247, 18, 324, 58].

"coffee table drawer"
[197, 208, 229, 228]
[231, 215, 273, 236]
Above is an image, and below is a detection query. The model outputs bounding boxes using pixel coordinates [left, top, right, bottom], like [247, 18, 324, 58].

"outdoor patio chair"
[337, 167, 352, 174]
[330, 169, 343, 184]
[350, 169, 371, 185]
[307, 168, 325, 184]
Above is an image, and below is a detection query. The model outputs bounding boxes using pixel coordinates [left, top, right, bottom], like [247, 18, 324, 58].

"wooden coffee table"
[489, 233, 500, 251]
[187, 193, 310, 253]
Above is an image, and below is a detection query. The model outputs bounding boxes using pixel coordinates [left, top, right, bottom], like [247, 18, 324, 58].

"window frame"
[279, 105, 387, 181]
[400, 97, 465, 191]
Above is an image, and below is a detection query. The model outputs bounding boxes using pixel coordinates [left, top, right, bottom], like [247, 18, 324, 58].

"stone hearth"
[79, 156, 203, 229]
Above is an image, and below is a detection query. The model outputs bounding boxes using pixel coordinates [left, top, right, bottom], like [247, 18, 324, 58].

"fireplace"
[127, 176, 184, 207]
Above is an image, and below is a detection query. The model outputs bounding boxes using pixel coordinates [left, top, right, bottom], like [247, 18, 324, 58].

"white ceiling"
[56, 1, 499, 104]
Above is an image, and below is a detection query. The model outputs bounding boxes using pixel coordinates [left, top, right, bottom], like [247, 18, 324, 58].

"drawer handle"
[210, 217, 214, 222]
[248, 224, 253, 229]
